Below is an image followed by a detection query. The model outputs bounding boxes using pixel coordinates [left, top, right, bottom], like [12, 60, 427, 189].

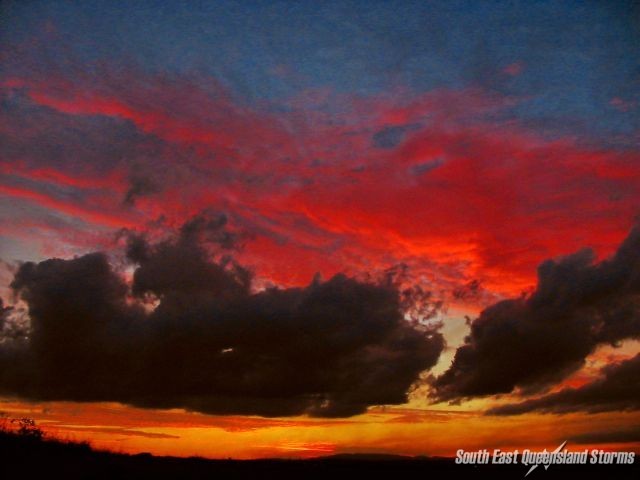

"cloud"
[487, 354, 640, 415]
[371, 124, 420, 149]
[123, 172, 160, 206]
[52, 426, 180, 440]
[3, 71, 640, 298]
[0, 297, 28, 341]
[0, 217, 444, 418]
[569, 426, 640, 445]
[0, 298, 10, 330]
[407, 157, 445, 176]
[430, 225, 640, 402]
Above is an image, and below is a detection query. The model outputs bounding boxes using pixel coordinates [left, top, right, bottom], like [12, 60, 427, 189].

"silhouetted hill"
[0, 428, 637, 479]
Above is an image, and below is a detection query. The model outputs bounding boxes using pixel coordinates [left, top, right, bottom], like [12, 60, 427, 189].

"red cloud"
[1, 72, 638, 304]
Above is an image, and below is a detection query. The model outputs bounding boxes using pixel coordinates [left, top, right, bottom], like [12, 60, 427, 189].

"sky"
[0, 0, 639, 459]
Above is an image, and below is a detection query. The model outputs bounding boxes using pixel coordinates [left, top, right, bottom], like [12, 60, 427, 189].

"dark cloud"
[371, 124, 419, 149]
[408, 157, 445, 176]
[569, 426, 640, 445]
[0, 298, 10, 331]
[452, 279, 482, 301]
[487, 354, 640, 415]
[0, 91, 146, 175]
[123, 174, 160, 206]
[431, 225, 640, 402]
[179, 210, 240, 250]
[0, 218, 444, 417]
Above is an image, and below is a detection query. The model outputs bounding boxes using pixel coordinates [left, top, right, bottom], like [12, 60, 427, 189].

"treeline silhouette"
[0, 416, 636, 479]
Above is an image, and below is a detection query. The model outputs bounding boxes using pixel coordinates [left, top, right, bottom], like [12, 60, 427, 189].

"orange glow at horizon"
[1, 399, 638, 459]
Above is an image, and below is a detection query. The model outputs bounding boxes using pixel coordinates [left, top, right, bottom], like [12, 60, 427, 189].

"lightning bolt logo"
[524, 440, 568, 477]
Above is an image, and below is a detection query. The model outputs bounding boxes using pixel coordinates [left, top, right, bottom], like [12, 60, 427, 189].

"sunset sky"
[0, 0, 639, 459]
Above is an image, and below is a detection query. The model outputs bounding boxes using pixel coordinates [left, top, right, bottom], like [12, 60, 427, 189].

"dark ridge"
[0, 426, 637, 480]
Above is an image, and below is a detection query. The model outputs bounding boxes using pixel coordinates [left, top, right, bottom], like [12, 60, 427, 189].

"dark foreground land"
[1, 429, 638, 480]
